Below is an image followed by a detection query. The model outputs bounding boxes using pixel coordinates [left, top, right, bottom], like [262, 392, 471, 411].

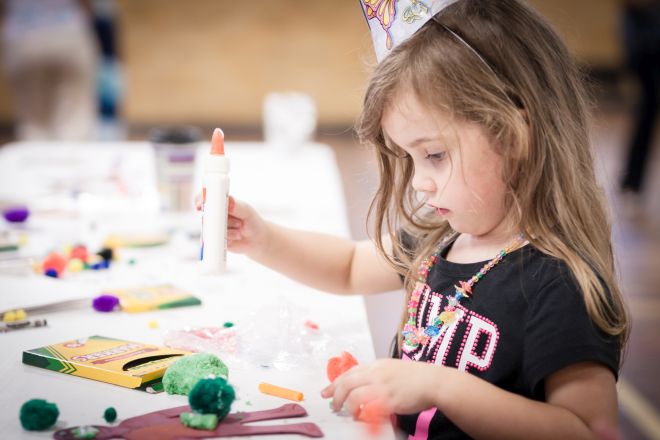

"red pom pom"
[70, 246, 89, 262]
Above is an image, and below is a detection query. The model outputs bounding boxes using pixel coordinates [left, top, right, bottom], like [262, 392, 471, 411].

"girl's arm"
[435, 361, 617, 439]
[226, 197, 402, 295]
[324, 360, 617, 440]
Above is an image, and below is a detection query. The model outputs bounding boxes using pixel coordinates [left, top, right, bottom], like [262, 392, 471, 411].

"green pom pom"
[163, 353, 229, 395]
[103, 407, 117, 423]
[19, 399, 59, 431]
[188, 377, 235, 420]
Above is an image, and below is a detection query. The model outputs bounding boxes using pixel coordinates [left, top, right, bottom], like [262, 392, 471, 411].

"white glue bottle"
[200, 128, 230, 274]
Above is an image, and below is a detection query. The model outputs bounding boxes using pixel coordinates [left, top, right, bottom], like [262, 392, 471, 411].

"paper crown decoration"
[360, 0, 460, 62]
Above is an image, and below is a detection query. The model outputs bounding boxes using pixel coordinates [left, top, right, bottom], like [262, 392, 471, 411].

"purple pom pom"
[3, 206, 29, 223]
[92, 294, 119, 312]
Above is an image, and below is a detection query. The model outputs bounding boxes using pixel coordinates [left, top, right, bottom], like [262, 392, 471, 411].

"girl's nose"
[412, 171, 436, 195]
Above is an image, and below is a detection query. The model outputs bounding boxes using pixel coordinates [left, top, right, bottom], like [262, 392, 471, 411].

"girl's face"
[382, 91, 512, 239]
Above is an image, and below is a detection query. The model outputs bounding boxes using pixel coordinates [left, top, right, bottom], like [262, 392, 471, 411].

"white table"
[0, 141, 394, 439]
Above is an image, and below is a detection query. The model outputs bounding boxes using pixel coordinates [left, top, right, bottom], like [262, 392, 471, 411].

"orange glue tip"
[211, 128, 225, 155]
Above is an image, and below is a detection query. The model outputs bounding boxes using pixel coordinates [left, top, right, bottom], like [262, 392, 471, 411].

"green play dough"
[180, 412, 218, 430]
[162, 353, 229, 395]
[72, 426, 99, 439]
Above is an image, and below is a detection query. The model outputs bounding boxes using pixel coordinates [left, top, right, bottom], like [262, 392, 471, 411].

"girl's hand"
[196, 194, 269, 258]
[320, 359, 443, 417]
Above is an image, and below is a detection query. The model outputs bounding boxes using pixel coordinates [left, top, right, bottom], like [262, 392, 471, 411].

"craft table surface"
[0, 141, 395, 439]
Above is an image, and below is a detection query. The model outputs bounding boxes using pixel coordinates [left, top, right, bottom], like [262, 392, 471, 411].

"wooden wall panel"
[118, 0, 375, 126]
[0, 0, 624, 124]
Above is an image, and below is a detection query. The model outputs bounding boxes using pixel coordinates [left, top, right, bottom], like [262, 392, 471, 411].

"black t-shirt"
[394, 232, 620, 440]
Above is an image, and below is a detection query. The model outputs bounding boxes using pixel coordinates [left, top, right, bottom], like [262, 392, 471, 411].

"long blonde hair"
[357, 0, 629, 354]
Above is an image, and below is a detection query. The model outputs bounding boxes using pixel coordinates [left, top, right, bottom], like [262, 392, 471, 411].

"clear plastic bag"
[164, 299, 360, 371]
[164, 326, 238, 355]
[236, 300, 356, 371]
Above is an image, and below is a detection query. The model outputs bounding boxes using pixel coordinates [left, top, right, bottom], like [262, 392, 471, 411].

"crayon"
[0, 319, 47, 333]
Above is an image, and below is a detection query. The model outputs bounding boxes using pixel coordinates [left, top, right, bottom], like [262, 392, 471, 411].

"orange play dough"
[326, 351, 358, 382]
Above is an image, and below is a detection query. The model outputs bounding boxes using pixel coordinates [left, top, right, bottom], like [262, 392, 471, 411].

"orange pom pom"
[42, 252, 67, 275]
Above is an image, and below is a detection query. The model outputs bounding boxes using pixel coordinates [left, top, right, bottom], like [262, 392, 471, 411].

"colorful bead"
[438, 310, 453, 322]
[424, 326, 440, 336]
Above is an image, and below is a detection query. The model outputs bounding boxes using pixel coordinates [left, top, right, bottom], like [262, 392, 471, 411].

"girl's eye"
[425, 152, 447, 162]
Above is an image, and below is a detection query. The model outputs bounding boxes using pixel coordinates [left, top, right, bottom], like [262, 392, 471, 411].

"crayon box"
[23, 335, 190, 391]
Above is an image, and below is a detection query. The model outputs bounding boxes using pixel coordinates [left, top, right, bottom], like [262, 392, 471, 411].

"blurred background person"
[0, 0, 98, 141]
[92, 0, 124, 140]
[620, 0, 660, 197]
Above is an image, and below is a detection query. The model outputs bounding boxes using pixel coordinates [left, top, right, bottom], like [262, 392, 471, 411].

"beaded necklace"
[402, 233, 527, 351]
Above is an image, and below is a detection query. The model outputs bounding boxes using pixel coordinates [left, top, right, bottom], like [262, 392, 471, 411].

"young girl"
[209, 0, 629, 437]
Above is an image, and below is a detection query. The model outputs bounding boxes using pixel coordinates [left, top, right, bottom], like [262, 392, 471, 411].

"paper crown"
[360, 0, 460, 62]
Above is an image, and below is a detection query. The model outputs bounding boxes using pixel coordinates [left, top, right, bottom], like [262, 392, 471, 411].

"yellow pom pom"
[103, 234, 122, 249]
[148, 320, 159, 329]
[67, 258, 84, 272]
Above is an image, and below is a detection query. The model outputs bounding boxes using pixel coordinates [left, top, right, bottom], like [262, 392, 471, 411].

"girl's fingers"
[344, 385, 376, 418]
[228, 217, 242, 229]
[229, 198, 252, 220]
[321, 382, 335, 398]
[329, 369, 367, 412]
[227, 229, 242, 240]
